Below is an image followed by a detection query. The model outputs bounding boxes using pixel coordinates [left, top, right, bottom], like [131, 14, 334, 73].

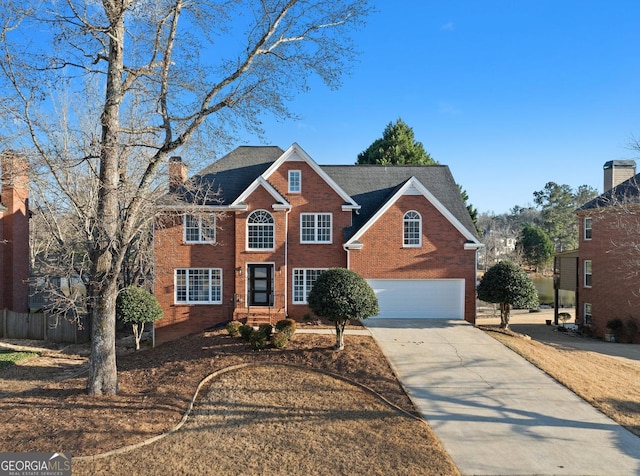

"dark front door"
[248, 264, 273, 306]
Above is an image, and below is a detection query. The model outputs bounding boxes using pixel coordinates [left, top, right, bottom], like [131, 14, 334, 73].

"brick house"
[576, 160, 639, 341]
[0, 151, 30, 313]
[153, 143, 481, 339]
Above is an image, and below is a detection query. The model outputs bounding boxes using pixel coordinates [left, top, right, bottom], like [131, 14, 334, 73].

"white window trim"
[403, 210, 422, 248]
[246, 209, 276, 251]
[292, 268, 327, 304]
[184, 214, 216, 243]
[174, 268, 223, 304]
[300, 213, 333, 244]
[584, 260, 592, 288]
[584, 217, 592, 241]
[288, 170, 301, 193]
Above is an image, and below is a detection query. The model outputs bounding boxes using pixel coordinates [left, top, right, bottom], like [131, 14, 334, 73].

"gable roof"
[578, 173, 640, 211]
[163, 144, 480, 243]
[322, 164, 480, 241]
[172, 146, 284, 206]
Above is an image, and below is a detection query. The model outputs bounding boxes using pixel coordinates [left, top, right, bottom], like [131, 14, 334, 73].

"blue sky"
[233, 1, 640, 214]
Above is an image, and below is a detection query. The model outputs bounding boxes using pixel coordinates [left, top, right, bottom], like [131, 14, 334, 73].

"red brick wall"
[154, 211, 236, 329]
[349, 195, 477, 323]
[578, 210, 640, 341]
[0, 153, 29, 313]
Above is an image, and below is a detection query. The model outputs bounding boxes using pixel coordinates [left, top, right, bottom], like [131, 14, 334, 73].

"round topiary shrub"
[116, 286, 163, 350]
[275, 318, 296, 338]
[271, 331, 289, 349]
[226, 320, 243, 337]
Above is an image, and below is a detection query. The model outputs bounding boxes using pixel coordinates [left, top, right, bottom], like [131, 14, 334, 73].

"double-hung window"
[584, 217, 592, 240]
[184, 214, 216, 243]
[247, 210, 275, 250]
[288, 170, 301, 193]
[584, 260, 592, 288]
[175, 268, 222, 304]
[584, 303, 592, 326]
[403, 211, 422, 247]
[293, 269, 326, 304]
[301, 213, 332, 243]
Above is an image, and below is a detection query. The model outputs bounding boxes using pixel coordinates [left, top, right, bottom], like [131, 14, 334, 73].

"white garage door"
[367, 279, 465, 319]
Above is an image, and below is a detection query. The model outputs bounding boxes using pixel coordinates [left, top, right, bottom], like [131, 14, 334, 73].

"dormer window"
[288, 170, 301, 193]
[184, 214, 216, 243]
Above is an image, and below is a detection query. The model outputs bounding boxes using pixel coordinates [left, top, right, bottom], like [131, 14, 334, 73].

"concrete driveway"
[366, 318, 640, 476]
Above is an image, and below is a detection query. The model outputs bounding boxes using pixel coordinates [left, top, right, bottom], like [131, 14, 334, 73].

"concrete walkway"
[366, 318, 640, 476]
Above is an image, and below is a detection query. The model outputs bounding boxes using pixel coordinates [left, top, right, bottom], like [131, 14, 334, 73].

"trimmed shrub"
[239, 324, 254, 341]
[275, 318, 296, 338]
[271, 331, 289, 349]
[116, 286, 163, 350]
[249, 329, 268, 349]
[258, 323, 273, 339]
[226, 321, 243, 337]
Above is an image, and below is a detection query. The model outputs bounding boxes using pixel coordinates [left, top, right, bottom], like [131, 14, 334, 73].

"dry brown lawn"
[0, 329, 460, 476]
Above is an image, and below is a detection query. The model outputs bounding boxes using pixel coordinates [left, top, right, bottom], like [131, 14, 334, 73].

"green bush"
[258, 323, 273, 339]
[239, 324, 254, 341]
[275, 318, 296, 338]
[116, 286, 163, 350]
[226, 321, 243, 337]
[271, 331, 289, 349]
[249, 329, 268, 349]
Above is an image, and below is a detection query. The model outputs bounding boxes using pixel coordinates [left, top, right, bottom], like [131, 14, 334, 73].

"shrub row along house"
[153, 144, 481, 340]
[574, 160, 640, 342]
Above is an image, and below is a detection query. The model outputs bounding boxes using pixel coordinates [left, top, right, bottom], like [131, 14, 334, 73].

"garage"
[367, 279, 465, 319]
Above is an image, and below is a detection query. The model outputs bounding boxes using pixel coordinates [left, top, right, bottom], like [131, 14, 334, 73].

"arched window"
[403, 211, 422, 247]
[247, 210, 275, 250]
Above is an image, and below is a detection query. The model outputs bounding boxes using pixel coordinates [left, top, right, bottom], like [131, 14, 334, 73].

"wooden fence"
[0, 309, 90, 344]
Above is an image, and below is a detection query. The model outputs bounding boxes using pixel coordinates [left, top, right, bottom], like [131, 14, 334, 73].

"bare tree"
[0, 0, 371, 395]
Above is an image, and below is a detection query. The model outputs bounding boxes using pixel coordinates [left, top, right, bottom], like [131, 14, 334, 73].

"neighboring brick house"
[576, 160, 639, 341]
[0, 151, 30, 313]
[153, 143, 481, 338]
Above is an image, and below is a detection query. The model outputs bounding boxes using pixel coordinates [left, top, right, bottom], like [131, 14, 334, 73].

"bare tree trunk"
[86, 5, 125, 395]
[86, 280, 119, 394]
[335, 320, 346, 350]
[500, 303, 511, 329]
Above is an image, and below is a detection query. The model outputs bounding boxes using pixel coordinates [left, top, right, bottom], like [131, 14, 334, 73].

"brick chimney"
[169, 156, 187, 192]
[603, 160, 636, 192]
[0, 151, 29, 312]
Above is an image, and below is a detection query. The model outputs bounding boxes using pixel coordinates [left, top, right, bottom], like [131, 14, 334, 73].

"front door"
[248, 264, 273, 306]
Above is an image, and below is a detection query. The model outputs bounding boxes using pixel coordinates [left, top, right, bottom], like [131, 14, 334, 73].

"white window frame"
[584, 260, 592, 288]
[184, 214, 216, 243]
[584, 217, 592, 240]
[300, 213, 332, 244]
[288, 170, 301, 193]
[403, 210, 422, 247]
[292, 268, 326, 304]
[175, 268, 222, 304]
[247, 210, 275, 251]
[583, 302, 592, 326]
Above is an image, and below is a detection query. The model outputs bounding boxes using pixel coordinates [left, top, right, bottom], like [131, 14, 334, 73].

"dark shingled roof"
[169, 146, 284, 205]
[322, 165, 479, 240]
[578, 173, 640, 211]
[165, 146, 478, 240]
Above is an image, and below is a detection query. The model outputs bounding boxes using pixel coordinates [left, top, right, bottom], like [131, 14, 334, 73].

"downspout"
[284, 208, 291, 317]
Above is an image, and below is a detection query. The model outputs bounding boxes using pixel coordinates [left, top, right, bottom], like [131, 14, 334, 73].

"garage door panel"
[368, 279, 464, 319]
